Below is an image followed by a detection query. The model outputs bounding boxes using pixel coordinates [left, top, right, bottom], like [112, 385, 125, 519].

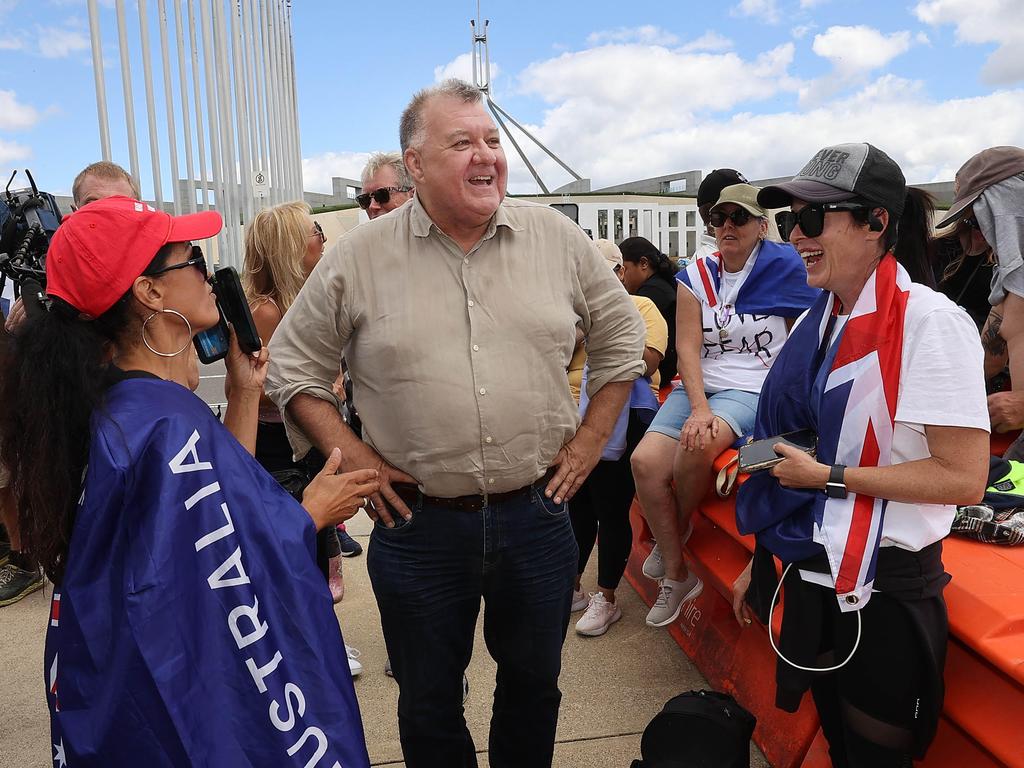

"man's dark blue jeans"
[367, 479, 578, 768]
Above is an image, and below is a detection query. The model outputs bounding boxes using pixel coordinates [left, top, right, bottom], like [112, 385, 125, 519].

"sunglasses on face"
[355, 186, 412, 210]
[709, 208, 756, 228]
[310, 220, 326, 243]
[775, 203, 869, 242]
[145, 245, 208, 279]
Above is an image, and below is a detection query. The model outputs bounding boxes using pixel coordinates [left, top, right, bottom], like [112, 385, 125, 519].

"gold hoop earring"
[142, 309, 193, 358]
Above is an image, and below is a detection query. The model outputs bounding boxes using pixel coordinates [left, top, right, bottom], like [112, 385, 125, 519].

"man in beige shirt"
[266, 78, 643, 768]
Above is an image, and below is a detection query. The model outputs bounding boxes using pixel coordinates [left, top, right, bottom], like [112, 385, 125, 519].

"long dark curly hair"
[0, 250, 169, 585]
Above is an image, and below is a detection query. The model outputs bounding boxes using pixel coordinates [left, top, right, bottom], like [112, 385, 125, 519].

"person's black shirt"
[637, 274, 677, 387]
[933, 236, 993, 331]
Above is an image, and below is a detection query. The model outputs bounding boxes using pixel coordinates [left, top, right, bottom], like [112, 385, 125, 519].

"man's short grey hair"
[72, 161, 138, 207]
[361, 151, 413, 189]
[399, 78, 483, 154]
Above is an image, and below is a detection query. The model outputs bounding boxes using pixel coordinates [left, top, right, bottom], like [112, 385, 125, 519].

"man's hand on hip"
[343, 438, 419, 527]
[546, 424, 605, 504]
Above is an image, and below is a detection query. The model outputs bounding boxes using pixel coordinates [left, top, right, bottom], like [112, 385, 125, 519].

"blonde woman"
[243, 203, 363, 676]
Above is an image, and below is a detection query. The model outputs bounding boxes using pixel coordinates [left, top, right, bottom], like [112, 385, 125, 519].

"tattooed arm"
[982, 305, 1008, 381]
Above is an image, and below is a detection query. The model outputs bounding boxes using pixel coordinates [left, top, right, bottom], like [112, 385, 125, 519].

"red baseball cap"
[46, 196, 223, 318]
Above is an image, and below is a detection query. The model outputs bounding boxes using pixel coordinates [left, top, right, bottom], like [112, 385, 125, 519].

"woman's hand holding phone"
[223, 325, 269, 398]
[769, 442, 831, 489]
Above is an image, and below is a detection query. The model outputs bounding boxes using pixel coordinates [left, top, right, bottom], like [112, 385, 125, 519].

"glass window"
[686, 231, 696, 257]
[668, 211, 679, 228]
[686, 211, 695, 227]
[597, 209, 608, 240]
[614, 210, 624, 243]
[668, 230, 680, 258]
[628, 209, 638, 238]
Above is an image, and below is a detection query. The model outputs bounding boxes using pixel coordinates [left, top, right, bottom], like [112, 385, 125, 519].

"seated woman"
[0, 196, 378, 766]
[631, 183, 818, 628]
[734, 143, 989, 767]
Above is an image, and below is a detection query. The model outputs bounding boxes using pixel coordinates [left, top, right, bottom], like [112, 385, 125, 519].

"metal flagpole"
[212, 0, 239, 264]
[264, 0, 284, 204]
[87, 0, 112, 162]
[114, 0, 142, 194]
[229, 0, 253, 228]
[188, 0, 211, 210]
[137, 0, 165, 206]
[157, 0, 181, 213]
[174, 0, 198, 212]
[244, 0, 268, 210]
[199, 0, 225, 254]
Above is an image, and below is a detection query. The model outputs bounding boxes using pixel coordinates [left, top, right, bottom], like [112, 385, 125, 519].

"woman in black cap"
[734, 143, 989, 767]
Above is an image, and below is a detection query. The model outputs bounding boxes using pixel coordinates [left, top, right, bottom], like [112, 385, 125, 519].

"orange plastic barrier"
[626, 448, 1024, 768]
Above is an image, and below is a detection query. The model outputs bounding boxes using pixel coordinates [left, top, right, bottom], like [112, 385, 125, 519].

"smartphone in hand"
[212, 266, 261, 354]
[738, 429, 817, 473]
[193, 305, 231, 364]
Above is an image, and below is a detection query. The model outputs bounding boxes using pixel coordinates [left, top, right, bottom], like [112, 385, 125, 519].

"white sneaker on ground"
[345, 644, 363, 677]
[571, 588, 589, 612]
[575, 592, 622, 637]
[642, 543, 664, 580]
[645, 573, 703, 627]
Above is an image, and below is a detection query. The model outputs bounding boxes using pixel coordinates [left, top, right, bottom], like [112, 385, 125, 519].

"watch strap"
[826, 464, 847, 499]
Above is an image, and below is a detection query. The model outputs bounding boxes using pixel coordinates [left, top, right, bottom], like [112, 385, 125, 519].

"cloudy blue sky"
[1, 0, 1022, 198]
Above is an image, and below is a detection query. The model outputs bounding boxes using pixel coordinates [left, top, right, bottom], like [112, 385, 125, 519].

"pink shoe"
[329, 554, 345, 603]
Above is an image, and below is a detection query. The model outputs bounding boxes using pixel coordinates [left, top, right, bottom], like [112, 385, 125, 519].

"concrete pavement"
[1, 512, 769, 767]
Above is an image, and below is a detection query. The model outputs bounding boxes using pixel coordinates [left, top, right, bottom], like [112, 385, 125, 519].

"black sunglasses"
[960, 215, 981, 231]
[355, 186, 412, 210]
[145, 245, 208, 278]
[709, 208, 756, 228]
[775, 203, 869, 242]
[311, 220, 326, 243]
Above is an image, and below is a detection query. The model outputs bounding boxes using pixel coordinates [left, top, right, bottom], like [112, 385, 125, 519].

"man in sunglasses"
[266, 78, 644, 768]
[357, 151, 414, 219]
[932, 146, 1024, 455]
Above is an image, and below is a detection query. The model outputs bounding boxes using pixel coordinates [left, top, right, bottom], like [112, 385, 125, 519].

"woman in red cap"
[0, 197, 377, 766]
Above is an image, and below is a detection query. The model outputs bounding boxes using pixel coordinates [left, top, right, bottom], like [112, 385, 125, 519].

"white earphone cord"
[767, 563, 862, 673]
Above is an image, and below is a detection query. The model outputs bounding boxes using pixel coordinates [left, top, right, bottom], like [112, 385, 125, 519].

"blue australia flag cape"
[45, 377, 369, 767]
[676, 240, 819, 318]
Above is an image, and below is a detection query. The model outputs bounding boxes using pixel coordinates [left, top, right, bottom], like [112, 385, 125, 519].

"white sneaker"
[645, 574, 703, 627]
[345, 644, 363, 677]
[571, 588, 589, 612]
[642, 543, 664, 580]
[575, 592, 622, 636]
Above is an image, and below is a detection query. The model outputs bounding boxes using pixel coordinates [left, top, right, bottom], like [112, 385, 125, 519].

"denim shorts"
[646, 386, 760, 442]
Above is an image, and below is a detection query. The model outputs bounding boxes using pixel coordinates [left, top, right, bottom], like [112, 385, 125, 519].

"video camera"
[0, 169, 63, 304]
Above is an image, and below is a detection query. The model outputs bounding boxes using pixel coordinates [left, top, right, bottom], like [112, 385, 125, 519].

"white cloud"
[36, 25, 89, 58]
[301, 151, 374, 195]
[0, 35, 24, 50]
[433, 53, 501, 86]
[915, 0, 1024, 83]
[0, 90, 42, 130]
[587, 25, 679, 47]
[800, 0, 829, 7]
[812, 26, 913, 76]
[680, 32, 733, 53]
[730, 0, 780, 24]
[792, 24, 815, 39]
[0, 138, 32, 167]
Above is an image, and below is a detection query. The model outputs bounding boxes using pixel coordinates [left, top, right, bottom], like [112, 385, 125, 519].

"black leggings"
[810, 590, 927, 768]
[569, 411, 647, 590]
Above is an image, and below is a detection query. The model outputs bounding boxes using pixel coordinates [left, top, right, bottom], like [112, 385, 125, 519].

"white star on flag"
[53, 738, 67, 767]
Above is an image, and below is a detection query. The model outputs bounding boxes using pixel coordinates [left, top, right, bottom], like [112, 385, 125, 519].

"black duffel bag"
[631, 689, 756, 768]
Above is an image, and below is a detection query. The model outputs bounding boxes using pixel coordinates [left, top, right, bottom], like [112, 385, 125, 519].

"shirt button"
[488, 478, 495, 485]
[464, 258, 470, 264]
[468, 300, 475, 308]
[473, 344, 480, 352]
[485, 436, 493, 443]
[479, 387, 487, 395]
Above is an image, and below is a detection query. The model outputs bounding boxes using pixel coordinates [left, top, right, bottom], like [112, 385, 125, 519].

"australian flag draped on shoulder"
[676, 240, 819, 317]
[45, 377, 369, 767]
[737, 255, 911, 611]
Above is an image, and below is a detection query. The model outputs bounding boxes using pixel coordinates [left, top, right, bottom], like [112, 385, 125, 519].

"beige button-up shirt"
[266, 195, 645, 497]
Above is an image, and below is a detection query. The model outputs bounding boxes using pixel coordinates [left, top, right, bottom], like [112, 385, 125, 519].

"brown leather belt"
[392, 467, 557, 513]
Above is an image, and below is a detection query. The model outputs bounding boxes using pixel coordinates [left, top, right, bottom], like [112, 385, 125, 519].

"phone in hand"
[193, 305, 231, 364]
[212, 266, 262, 354]
[738, 429, 818, 473]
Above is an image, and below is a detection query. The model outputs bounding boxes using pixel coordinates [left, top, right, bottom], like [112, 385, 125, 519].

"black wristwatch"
[826, 464, 848, 499]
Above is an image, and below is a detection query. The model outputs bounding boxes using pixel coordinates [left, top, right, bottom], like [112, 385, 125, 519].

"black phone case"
[213, 266, 262, 354]
[738, 431, 818, 473]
